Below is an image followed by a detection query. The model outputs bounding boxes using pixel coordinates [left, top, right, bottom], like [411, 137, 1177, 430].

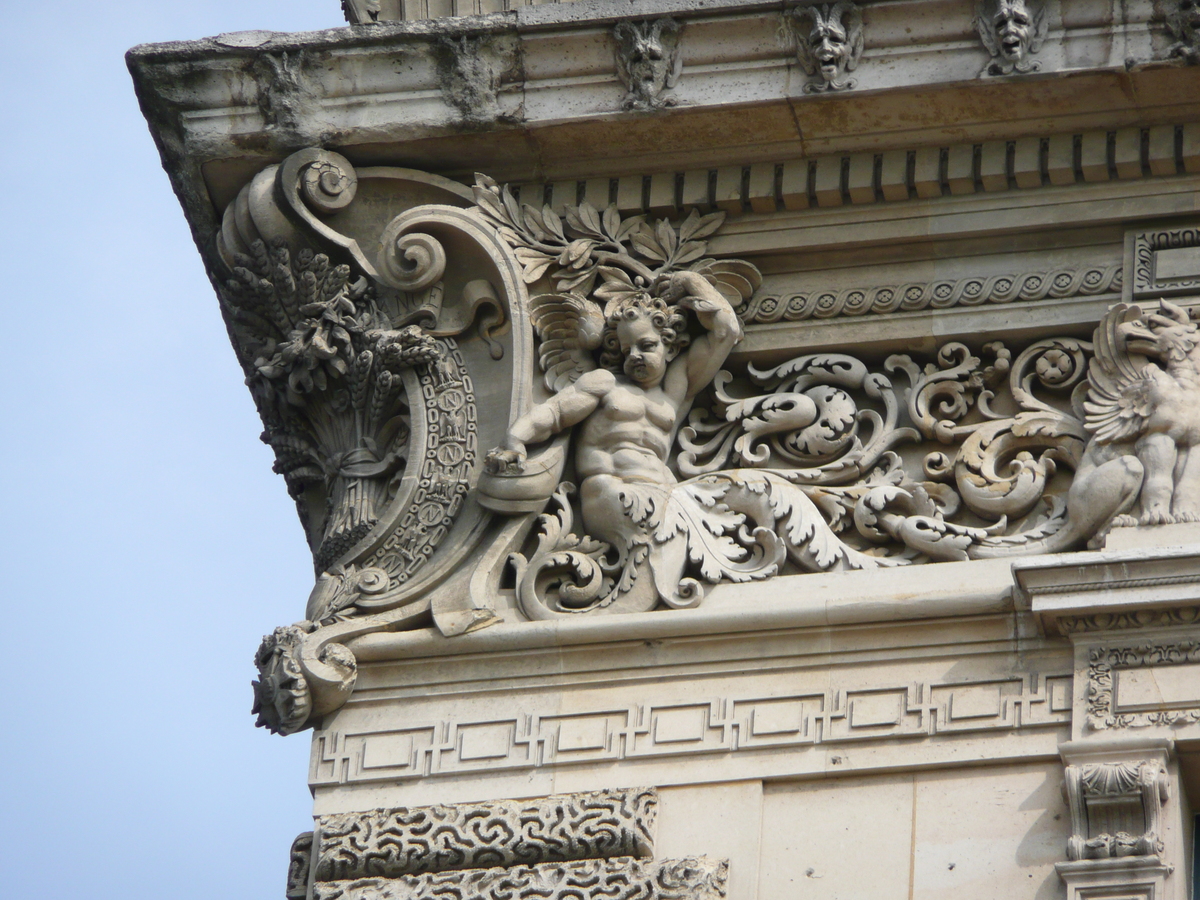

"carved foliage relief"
[209, 149, 1200, 733]
[474, 171, 1200, 624]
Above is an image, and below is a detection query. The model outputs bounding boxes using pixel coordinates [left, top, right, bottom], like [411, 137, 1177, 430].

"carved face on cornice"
[975, 0, 1046, 75]
[1168, 0, 1200, 62]
[808, 17, 851, 79]
[791, 2, 864, 93]
[994, 0, 1035, 61]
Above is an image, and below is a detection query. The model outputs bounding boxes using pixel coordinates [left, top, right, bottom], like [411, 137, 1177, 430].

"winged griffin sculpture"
[1077, 301, 1200, 526]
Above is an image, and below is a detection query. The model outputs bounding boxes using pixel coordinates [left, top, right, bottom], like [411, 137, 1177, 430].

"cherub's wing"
[1082, 303, 1151, 443]
[975, 0, 1001, 57]
[688, 258, 763, 309]
[528, 293, 605, 393]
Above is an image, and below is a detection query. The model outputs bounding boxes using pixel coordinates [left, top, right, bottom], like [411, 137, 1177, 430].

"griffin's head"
[1120, 301, 1198, 363]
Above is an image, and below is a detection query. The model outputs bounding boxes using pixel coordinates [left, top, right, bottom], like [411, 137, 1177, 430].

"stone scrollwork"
[473, 170, 1200, 620]
[974, 0, 1048, 77]
[788, 2, 864, 93]
[214, 149, 545, 732]
[613, 18, 683, 111]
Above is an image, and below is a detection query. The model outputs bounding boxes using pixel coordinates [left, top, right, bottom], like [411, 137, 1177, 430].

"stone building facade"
[130, 1, 1200, 897]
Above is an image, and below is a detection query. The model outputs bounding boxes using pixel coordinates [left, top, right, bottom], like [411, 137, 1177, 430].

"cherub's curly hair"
[599, 294, 690, 373]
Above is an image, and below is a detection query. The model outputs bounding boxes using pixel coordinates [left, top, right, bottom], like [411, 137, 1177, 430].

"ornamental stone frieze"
[205, 145, 1200, 732]
[129, 2, 1200, 897]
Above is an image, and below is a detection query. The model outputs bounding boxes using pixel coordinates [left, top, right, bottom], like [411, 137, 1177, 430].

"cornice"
[1014, 544, 1200, 636]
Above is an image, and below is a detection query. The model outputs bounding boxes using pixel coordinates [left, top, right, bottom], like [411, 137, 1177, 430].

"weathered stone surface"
[315, 789, 657, 880]
[312, 857, 728, 900]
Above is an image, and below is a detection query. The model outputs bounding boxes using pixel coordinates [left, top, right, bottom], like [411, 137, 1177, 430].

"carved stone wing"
[1082, 303, 1152, 443]
[974, 0, 1001, 57]
[834, 0, 865, 72]
[791, 5, 824, 76]
[1029, 1, 1049, 53]
[528, 293, 604, 392]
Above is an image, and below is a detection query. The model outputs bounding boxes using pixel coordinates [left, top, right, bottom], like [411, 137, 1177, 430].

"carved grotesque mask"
[993, 0, 1033, 61]
[808, 20, 849, 80]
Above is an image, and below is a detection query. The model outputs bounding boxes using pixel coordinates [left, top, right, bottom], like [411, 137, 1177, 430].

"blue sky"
[1, 2, 349, 896]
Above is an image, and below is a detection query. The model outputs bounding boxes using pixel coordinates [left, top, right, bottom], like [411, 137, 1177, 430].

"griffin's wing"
[528, 293, 604, 393]
[1082, 303, 1151, 443]
[975, 1, 1001, 57]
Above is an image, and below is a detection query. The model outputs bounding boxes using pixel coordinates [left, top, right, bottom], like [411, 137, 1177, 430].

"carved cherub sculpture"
[791, 2, 864, 93]
[975, 0, 1047, 76]
[1168, 0, 1200, 64]
[488, 272, 741, 548]
[613, 17, 683, 110]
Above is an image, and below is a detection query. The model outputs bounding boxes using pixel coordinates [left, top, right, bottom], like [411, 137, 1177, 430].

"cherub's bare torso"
[576, 377, 679, 485]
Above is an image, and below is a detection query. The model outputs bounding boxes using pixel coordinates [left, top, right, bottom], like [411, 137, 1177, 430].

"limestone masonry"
[130, 0, 1200, 897]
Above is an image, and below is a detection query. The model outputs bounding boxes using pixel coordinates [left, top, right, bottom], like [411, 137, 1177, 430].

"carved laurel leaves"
[472, 174, 725, 297]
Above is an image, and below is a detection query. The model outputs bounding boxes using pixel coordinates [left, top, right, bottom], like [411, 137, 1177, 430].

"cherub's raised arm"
[661, 271, 743, 401]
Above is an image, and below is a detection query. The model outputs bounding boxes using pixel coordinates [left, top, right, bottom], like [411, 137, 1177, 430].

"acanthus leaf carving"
[472, 172, 1200, 620]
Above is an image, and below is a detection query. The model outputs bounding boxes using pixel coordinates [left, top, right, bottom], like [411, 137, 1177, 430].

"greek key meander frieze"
[312, 857, 728, 900]
[1087, 642, 1200, 729]
[315, 789, 656, 881]
[311, 674, 1071, 786]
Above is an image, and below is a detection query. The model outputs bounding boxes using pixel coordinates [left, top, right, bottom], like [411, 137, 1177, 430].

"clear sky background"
[1, 2, 351, 897]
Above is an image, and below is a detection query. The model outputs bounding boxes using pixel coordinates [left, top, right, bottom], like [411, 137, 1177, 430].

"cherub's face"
[618, 314, 670, 388]
[809, 22, 849, 79]
[994, 1, 1033, 60]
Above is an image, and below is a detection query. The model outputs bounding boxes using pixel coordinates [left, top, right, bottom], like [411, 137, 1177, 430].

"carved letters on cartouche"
[208, 146, 1200, 734]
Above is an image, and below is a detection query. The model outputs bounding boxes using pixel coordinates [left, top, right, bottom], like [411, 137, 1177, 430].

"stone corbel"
[1057, 739, 1176, 900]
